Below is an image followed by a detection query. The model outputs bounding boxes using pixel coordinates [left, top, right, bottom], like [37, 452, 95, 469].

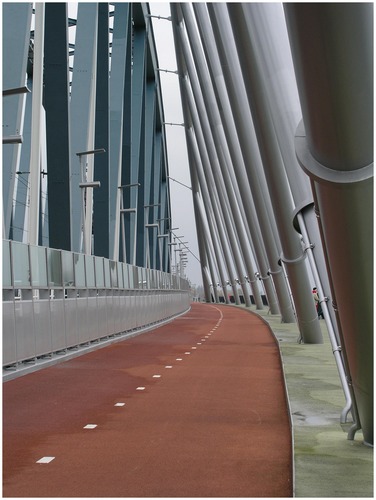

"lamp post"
[118, 182, 140, 265]
[144, 203, 161, 269]
[76, 148, 105, 254]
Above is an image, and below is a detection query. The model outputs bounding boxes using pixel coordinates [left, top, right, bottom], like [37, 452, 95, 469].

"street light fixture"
[76, 148, 105, 255]
[118, 183, 140, 265]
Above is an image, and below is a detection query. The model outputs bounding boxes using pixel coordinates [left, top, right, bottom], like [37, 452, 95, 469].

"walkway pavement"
[3, 303, 292, 498]
[250, 304, 373, 498]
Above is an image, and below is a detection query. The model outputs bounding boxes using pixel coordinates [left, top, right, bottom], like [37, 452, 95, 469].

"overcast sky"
[149, 3, 203, 287]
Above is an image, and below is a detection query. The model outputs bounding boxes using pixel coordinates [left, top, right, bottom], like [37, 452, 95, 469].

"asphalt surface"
[3, 302, 292, 498]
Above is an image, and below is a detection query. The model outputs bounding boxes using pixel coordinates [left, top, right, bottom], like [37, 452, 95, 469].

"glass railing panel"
[133, 266, 139, 289]
[104, 259, 111, 288]
[73, 252, 86, 287]
[47, 248, 63, 287]
[137, 267, 144, 288]
[30, 245, 48, 287]
[123, 263, 129, 288]
[11, 241, 31, 288]
[110, 260, 118, 288]
[128, 265, 135, 288]
[62, 250, 74, 287]
[118, 263, 124, 289]
[94, 256, 104, 288]
[86, 255, 95, 287]
[3, 240, 12, 287]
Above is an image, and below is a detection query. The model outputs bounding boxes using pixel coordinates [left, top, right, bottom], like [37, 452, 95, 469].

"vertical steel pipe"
[285, 3, 373, 444]
[193, 3, 279, 313]
[188, 140, 219, 303]
[209, 4, 295, 322]
[172, 18, 230, 304]
[172, 5, 245, 305]
[178, 4, 258, 308]
[27, 3, 45, 246]
[2, 3, 32, 239]
[227, 4, 322, 343]
[247, 3, 357, 425]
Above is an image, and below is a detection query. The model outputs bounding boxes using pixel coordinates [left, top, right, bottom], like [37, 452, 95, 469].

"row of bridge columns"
[170, 3, 373, 446]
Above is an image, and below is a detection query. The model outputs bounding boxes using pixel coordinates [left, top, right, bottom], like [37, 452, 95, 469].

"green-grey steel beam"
[194, 3, 279, 313]
[44, 3, 71, 251]
[144, 78, 157, 269]
[93, 3, 110, 258]
[109, 3, 131, 261]
[2, 3, 32, 240]
[132, 13, 147, 267]
[284, 3, 373, 444]
[152, 130, 163, 270]
[12, 78, 32, 243]
[120, 6, 133, 264]
[227, 3, 322, 342]
[146, 9, 172, 273]
[26, 3, 44, 246]
[69, 3, 98, 253]
[159, 181, 170, 272]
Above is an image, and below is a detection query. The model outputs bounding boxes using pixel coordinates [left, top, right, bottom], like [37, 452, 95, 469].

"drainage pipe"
[296, 208, 352, 423]
[309, 190, 361, 439]
[227, 4, 322, 342]
[208, 4, 295, 322]
[284, 2, 373, 445]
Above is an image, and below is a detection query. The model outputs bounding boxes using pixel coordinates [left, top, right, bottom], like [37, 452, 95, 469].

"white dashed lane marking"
[36, 456, 55, 464]
[165, 365, 173, 368]
[153, 375, 161, 378]
[114, 402, 125, 407]
[84, 424, 97, 429]
[176, 358, 183, 361]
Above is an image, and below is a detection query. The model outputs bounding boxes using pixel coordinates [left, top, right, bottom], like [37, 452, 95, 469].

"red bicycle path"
[3, 302, 292, 498]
